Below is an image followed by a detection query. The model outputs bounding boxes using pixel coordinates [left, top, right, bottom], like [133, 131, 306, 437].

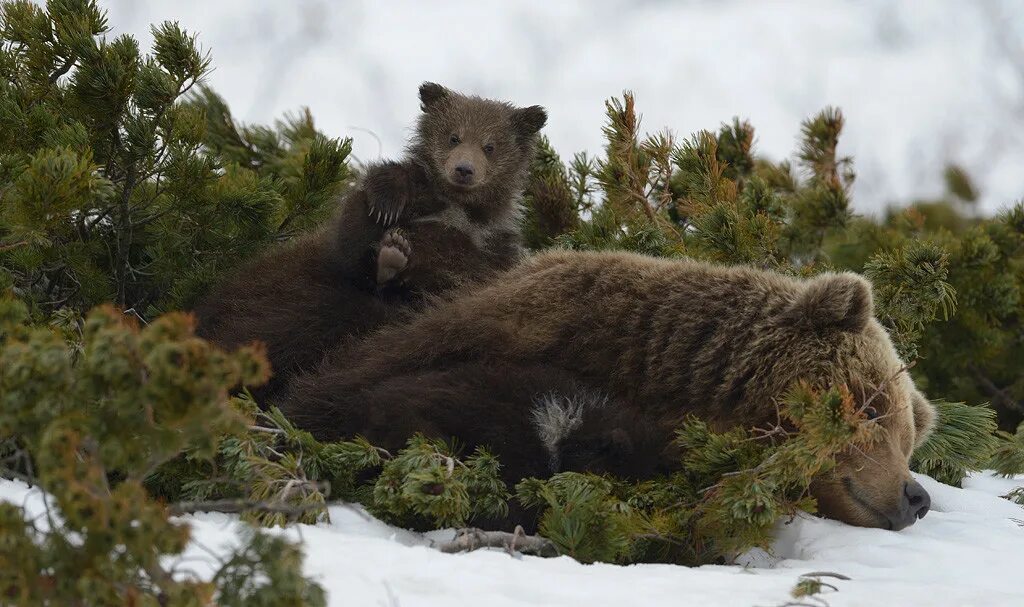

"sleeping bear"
[279, 250, 937, 531]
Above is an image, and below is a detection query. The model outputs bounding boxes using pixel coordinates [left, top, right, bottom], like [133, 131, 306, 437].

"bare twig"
[800, 571, 851, 581]
[857, 363, 914, 416]
[122, 307, 148, 325]
[0, 240, 28, 252]
[968, 363, 1021, 413]
[249, 425, 287, 435]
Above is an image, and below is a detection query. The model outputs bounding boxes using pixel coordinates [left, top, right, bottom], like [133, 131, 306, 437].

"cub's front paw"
[365, 165, 409, 226]
[376, 228, 412, 285]
[366, 192, 406, 226]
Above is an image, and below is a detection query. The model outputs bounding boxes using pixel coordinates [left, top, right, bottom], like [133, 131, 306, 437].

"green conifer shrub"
[0, 294, 324, 605]
[0, 0, 351, 320]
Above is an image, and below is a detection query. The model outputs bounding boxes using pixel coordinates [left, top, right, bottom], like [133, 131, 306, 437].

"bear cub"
[193, 82, 547, 401]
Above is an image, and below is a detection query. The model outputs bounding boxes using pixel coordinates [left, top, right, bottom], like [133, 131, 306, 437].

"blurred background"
[106, 0, 1024, 214]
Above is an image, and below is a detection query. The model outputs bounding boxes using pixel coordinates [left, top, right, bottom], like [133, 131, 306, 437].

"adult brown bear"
[280, 250, 937, 531]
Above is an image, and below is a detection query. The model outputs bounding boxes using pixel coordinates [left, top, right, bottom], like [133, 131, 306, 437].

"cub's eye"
[449, 134, 461, 145]
[483, 143, 495, 154]
[863, 406, 879, 420]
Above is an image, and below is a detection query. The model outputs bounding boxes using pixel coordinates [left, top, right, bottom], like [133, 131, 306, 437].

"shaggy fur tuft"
[531, 389, 609, 471]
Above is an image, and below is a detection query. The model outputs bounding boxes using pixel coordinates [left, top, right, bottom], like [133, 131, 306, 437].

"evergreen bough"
[989, 423, 1024, 478]
[910, 401, 998, 486]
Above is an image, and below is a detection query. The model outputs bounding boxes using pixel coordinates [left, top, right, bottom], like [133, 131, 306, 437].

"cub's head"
[411, 82, 546, 200]
[782, 273, 938, 531]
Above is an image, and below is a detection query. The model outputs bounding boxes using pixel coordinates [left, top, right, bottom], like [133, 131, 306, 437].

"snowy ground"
[3, 471, 1022, 606]
[100, 0, 1024, 214]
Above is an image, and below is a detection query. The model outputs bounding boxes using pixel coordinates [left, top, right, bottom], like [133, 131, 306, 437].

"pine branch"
[48, 54, 76, 84]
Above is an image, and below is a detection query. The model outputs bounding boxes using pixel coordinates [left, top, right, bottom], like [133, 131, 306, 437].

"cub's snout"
[452, 161, 475, 185]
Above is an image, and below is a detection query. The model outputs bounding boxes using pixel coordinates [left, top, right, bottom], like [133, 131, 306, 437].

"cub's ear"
[911, 389, 937, 449]
[782, 273, 874, 334]
[512, 105, 548, 138]
[419, 82, 449, 111]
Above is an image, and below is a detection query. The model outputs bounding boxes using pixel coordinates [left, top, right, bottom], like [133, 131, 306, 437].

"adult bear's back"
[280, 249, 842, 425]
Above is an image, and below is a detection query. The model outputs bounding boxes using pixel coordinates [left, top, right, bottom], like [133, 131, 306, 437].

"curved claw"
[367, 196, 406, 226]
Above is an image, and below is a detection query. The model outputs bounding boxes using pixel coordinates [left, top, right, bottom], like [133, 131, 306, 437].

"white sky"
[104, 0, 1024, 214]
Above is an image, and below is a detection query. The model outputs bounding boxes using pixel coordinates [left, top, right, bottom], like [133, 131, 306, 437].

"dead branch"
[168, 498, 325, 517]
[436, 526, 558, 557]
[0, 240, 29, 252]
[968, 363, 1021, 413]
[800, 571, 850, 582]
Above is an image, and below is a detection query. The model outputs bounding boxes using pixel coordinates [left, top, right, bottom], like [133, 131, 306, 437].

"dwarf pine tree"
[0, 1, 340, 603]
[521, 135, 580, 249]
[823, 176, 1024, 430]
[0, 295, 326, 605]
[0, 0, 351, 320]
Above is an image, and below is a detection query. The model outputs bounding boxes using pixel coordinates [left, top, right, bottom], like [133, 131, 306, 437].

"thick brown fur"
[280, 250, 938, 531]
[193, 83, 546, 401]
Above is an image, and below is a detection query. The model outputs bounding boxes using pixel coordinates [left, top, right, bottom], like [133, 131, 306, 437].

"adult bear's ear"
[782, 273, 874, 334]
[911, 389, 937, 449]
[512, 105, 547, 138]
[419, 82, 449, 111]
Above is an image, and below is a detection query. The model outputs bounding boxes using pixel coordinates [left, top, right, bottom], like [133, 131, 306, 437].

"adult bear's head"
[779, 272, 936, 530]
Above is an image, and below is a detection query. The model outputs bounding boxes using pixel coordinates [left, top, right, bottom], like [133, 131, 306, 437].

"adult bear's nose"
[889, 479, 930, 530]
[905, 479, 931, 520]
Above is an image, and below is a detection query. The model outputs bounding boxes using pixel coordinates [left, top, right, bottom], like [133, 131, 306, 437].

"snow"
[99, 0, 1024, 214]
[4, 471, 1023, 606]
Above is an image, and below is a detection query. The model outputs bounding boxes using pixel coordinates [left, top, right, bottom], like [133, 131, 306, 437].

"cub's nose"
[454, 163, 474, 181]
[889, 479, 931, 531]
